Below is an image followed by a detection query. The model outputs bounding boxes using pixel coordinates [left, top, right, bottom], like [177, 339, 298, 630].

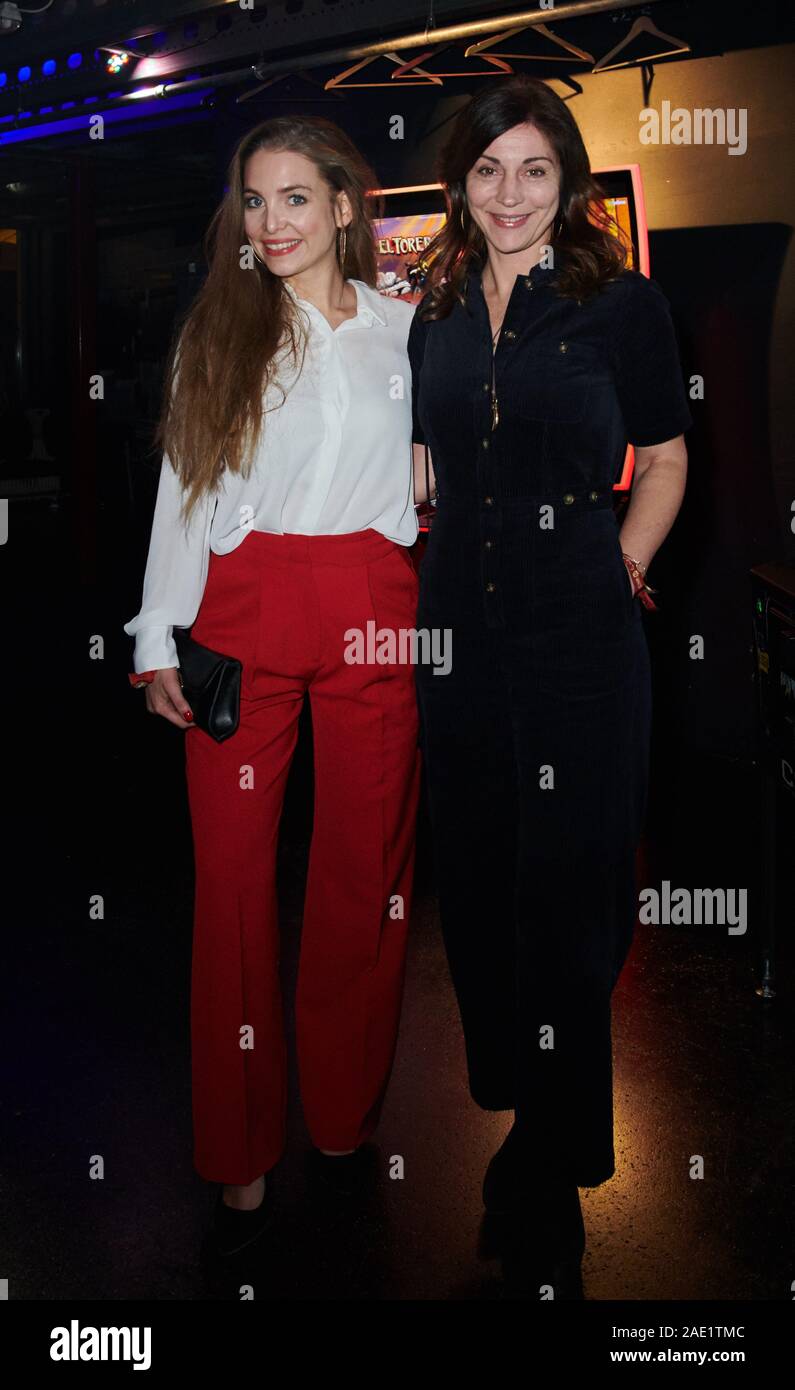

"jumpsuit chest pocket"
[509, 340, 595, 424]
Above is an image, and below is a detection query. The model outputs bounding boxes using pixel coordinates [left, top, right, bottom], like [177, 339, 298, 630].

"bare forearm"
[618, 442, 688, 570]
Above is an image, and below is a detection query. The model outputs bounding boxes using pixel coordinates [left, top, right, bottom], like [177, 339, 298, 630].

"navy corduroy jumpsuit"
[408, 259, 692, 1186]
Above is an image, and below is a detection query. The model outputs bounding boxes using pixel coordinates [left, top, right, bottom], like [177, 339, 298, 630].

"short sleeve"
[406, 298, 430, 446]
[613, 274, 693, 447]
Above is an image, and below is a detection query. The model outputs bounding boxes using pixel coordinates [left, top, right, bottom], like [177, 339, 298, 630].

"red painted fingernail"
[184, 710, 193, 721]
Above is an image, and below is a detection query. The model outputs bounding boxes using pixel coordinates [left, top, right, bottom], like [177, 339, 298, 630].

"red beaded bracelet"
[621, 553, 658, 612]
[129, 671, 157, 688]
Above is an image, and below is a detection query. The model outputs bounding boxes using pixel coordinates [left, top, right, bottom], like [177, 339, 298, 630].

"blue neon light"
[18, 66, 31, 82]
[0, 74, 7, 89]
[43, 60, 56, 76]
[0, 89, 211, 145]
[67, 54, 82, 70]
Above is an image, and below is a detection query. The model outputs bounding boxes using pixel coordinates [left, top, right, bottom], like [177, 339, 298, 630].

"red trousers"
[184, 527, 422, 1184]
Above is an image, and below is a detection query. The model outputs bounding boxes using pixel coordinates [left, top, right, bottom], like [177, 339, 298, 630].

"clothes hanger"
[592, 15, 690, 73]
[391, 46, 514, 80]
[325, 53, 443, 89]
[242, 53, 443, 100]
[468, 24, 594, 65]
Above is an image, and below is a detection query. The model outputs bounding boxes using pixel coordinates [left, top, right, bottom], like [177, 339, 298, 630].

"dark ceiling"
[0, 0, 792, 229]
[2, 0, 794, 112]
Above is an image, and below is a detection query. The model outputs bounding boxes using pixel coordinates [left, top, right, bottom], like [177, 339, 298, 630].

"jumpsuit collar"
[464, 256, 556, 319]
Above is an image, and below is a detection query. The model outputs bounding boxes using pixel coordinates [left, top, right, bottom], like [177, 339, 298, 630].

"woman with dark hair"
[124, 117, 422, 1257]
[408, 75, 692, 1296]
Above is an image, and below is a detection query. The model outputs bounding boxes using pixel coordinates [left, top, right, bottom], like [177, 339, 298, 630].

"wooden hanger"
[468, 23, 594, 65]
[592, 15, 690, 72]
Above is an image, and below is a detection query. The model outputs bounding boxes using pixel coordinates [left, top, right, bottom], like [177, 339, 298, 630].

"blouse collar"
[282, 276, 388, 328]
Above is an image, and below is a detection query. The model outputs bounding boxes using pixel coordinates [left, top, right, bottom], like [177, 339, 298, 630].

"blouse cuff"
[128, 625, 179, 674]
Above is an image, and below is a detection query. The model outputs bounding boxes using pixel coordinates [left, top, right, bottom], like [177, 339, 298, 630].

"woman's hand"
[144, 668, 195, 730]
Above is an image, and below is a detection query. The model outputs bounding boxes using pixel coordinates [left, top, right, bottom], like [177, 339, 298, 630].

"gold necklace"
[484, 276, 509, 432]
[490, 325, 501, 431]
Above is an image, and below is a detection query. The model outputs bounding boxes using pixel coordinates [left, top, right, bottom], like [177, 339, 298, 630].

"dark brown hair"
[415, 75, 629, 321]
[156, 116, 383, 522]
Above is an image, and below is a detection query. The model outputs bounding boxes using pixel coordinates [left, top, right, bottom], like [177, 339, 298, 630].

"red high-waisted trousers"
[184, 527, 422, 1185]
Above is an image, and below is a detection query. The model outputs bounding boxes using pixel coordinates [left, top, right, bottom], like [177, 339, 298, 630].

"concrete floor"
[4, 714, 794, 1301]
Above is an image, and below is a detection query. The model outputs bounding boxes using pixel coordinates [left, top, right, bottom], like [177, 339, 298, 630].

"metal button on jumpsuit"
[407, 261, 692, 1187]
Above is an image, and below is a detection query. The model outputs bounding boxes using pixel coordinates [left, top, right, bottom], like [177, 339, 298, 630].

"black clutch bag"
[173, 627, 241, 743]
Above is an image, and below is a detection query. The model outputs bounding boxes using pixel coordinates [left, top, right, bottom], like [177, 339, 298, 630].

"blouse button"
[524, 278, 534, 289]
[484, 540, 494, 550]
[559, 341, 569, 353]
[482, 437, 490, 449]
[589, 490, 599, 501]
[485, 581, 497, 593]
[483, 382, 490, 391]
[484, 495, 494, 506]
[563, 493, 575, 505]
[504, 329, 516, 340]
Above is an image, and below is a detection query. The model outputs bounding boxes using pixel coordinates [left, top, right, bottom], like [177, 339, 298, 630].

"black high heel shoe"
[308, 1143, 377, 1196]
[205, 1177, 275, 1259]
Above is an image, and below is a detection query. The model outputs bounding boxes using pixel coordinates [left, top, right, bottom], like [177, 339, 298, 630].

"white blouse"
[124, 278, 418, 672]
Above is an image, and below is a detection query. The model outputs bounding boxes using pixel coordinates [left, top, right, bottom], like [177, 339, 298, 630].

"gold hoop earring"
[459, 206, 467, 233]
[338, 225, 347, 268]
[248, 237, 266, 267]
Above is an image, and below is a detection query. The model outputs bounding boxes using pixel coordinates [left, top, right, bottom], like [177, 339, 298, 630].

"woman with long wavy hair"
[124, 116, 421, 1258]
[408, 75, 692, 1297]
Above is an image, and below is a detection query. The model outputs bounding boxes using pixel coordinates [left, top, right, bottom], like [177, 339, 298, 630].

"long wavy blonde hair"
[155, 116, 383, 524]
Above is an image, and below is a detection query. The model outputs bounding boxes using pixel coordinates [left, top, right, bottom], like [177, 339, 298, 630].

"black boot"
[502, 1213, 586, 1301]
[483, 1121, 586, 1295]
[497, 1167, 586, 1300]
[484, 1134, 585, 1250]
[483, 1122, 529, 1216]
